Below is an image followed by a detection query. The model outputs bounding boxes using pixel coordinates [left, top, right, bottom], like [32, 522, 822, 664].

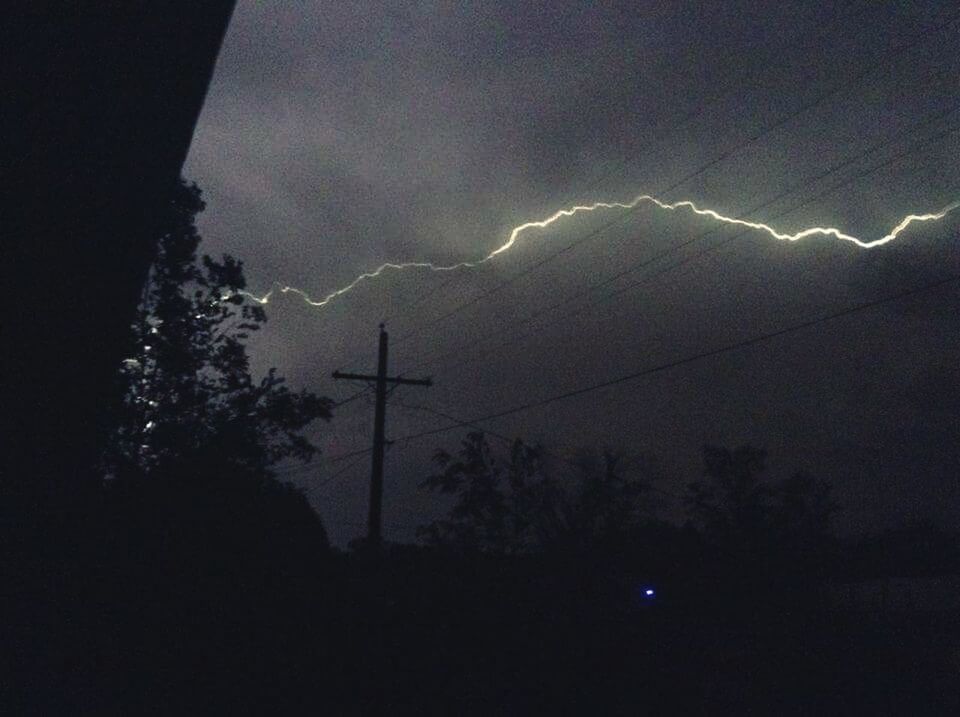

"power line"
[602, 142, 960, 306]
[333, 385, 373, 408]
[391, 273, 960, 444]
[378, 0, 869, 330]
[418, 113, 960, 377]
[301, 453, 369, 496]
[326, 446, 375, 464]
[390, 13, 959, 348]
[273, 445, 375, 479]
[414, 101, 959, 373]
[393, 396, 516, 448]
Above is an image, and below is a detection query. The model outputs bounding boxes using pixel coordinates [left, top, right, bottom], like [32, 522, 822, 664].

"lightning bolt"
[238, 194, 959, 309]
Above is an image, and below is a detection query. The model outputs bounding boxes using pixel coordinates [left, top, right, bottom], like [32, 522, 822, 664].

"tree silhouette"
[685, 444, 836, 583]
[102, 179, 333, 485]
[417, 432, 541, 553]
[684, 445, 773, 545]
[418, 432, 651, 553]
[557, 447, 650, 550]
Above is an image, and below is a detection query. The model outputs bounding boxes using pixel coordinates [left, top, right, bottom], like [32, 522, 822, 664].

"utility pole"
[333, 324, 431, 549]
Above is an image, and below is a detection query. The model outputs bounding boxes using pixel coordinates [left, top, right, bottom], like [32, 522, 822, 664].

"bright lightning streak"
[238, 194, 959, 309]
[241, 261, 480, 307]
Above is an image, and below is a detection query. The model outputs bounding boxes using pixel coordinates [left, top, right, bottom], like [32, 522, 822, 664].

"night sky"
[183, 1, 959, 546]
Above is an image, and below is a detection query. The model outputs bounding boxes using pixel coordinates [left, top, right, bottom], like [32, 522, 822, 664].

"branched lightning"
[238, 194, 959, 309]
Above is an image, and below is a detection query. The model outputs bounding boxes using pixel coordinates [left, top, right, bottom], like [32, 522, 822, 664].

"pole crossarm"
[331, 324, 431, 549]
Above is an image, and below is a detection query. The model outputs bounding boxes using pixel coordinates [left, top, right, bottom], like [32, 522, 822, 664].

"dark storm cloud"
[187, 2, 843, 270]
[185, 1, 960, 545]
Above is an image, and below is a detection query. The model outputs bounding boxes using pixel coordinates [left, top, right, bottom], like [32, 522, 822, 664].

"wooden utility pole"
[333, 324, 431, 549]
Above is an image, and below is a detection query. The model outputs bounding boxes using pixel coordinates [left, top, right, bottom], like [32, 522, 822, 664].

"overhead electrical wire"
[377, 0, 870, 327]
[387, 13, 959, 348]
[414, 109, 960, 377]
[390, 273, 960, 445]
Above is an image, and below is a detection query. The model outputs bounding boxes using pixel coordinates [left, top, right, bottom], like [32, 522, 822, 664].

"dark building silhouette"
[3, 3, 236, 509]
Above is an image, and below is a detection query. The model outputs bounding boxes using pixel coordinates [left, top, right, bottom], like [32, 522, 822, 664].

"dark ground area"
[5, 498, 958, 716]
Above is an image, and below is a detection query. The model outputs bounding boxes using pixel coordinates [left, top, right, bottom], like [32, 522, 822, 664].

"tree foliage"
[418, 432, 651, 553]
[684, 444, 836, 564]
[103, 179, 332, 484]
